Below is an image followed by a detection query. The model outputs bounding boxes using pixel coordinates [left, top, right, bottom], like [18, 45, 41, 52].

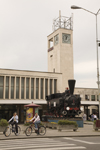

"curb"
[1, 134, 100, 141]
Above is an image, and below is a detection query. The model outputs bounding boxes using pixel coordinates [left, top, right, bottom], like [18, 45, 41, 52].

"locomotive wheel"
[62, 110, 67, 115]
[77, 111, 81, 116]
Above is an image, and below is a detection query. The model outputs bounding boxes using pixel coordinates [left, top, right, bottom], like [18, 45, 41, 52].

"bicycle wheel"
[25, 126, 32, 136]
[4, 126, 11, 137]
[39, 126, 46, 135]
[14, 126, 21, 135]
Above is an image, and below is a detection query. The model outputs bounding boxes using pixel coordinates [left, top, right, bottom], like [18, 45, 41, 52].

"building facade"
[0, 69, 62, 122]
[0, 11, 98, 122]
[75, 88, 99, 117]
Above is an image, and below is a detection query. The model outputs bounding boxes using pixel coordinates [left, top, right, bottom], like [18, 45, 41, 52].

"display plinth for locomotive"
[46, 79, 82, 118]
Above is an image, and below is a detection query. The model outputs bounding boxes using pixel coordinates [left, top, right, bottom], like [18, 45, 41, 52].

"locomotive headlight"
[54, 102, 56, 107]
[80, 107, 83, 111]
[66, 107, 70, 110]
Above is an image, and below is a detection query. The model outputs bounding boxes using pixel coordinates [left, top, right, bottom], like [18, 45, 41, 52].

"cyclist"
[8, 112, 18, 135]
[30, 113, 40, 132]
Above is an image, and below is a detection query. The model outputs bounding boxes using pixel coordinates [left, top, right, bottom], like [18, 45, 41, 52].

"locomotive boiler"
[46, 79, 82, 118]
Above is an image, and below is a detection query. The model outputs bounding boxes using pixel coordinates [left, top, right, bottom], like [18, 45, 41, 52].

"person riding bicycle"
[8, 112, 18, 135]
[30, 113, 40, 130]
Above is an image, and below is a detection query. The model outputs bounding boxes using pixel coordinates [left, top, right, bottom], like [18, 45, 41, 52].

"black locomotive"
[46, 80, 81, 118]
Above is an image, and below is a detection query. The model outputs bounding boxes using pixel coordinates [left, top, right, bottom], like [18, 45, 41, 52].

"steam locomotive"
[46, 80, 82, 118]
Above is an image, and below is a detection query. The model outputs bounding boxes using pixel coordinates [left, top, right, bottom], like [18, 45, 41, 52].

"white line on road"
[16, 146, 86, 150]
[0, 138, 51, 142]
[63, 138, 100, 144]
[0, 142, 68, 146]
[0, 144, 76, 150]
[0, 143, 74, 148]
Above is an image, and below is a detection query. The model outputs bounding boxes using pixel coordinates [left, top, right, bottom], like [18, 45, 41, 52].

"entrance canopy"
[0, 100, 47, 104]
[0, 99, 99, 106]
[81, 101, 99, 106]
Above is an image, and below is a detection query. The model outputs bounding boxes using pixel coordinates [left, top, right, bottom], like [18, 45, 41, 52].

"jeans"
[11, 121, 18, 133]
[34, 121, 40, 129]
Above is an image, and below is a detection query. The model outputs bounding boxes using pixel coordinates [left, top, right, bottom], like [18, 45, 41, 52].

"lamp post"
[71, 5, 100, 118]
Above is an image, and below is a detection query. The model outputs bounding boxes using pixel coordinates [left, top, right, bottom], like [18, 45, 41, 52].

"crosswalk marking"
[0, 138, 86, 150]
[31, 147, 86, 150]
[0, 147, 86, 150]
[0, 144, 76, 150]
[63, 137, 100, 145]
[0, 138, 51, 142]
[0, 143, 75, 148]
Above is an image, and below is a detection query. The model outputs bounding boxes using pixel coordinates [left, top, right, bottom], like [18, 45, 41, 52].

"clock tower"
[47, 11, 74, 92]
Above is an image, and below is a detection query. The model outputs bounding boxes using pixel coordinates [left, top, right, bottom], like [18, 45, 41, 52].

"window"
[26, 78, 29, 99]
[31, 78, 34, 99]
[97, 95, 99, 101]
[41, 78, 44, 99]
[5, 77, 9, 99]
[45, 79, 48, 97]
[49, 38, 53, 48]
[16, 77, 19, 99]
[91, 95, 95, 101]
[21, 78, 24, 99]
[50, 79, 52, 95]
[54, 79, 57, 93]
[0, 76, 4, 99]
[53, 68, 55, 72]
[36, 78, 39, 99]
[54, 34, 59, 45]
[11, 77, 14, 99]
[85, 95, 89, 100]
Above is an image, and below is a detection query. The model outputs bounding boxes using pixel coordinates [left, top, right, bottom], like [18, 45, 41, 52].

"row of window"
[0, 76, 57, 99]
[85, 95, 99, 101]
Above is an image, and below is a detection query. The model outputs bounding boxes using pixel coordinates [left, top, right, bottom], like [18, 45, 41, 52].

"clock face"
[62, 33, 71, 44]
[54, 34, 59, 45]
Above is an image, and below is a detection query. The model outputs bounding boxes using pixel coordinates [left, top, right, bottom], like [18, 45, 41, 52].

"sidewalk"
[0, 123, 100, 140]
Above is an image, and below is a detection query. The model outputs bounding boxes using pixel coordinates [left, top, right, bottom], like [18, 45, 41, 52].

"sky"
[0, 0, 100, 88]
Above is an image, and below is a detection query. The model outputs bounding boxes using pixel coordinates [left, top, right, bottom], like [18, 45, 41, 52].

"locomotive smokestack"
[68, 79, 76, 95]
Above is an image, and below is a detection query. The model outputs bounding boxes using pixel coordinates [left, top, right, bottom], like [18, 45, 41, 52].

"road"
[0, 136, 100, 150]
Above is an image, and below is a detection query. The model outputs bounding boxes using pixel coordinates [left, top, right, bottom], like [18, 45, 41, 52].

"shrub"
[40, 121, 44, 126]
[0, 119, 8, 127]
[24, 122, 30, 126]
[51, 122, 57, 124]
[94, 120, 96, 125]
[58, 120, 78, 127]
[24, 121, 44, 126]
[93, 120, 100, 125]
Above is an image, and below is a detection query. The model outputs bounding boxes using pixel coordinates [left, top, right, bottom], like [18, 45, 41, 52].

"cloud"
[75, 78, 97, 88]
[74, 60, 98, 88]
[74, 60, 97, 74]
[0, 0, 100, 89]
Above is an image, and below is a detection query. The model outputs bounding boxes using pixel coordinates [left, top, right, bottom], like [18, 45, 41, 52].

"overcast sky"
[0, 0, 100, 88]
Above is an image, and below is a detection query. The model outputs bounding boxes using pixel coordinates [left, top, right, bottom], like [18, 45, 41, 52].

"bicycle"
[4, 123, 21, 137]
[25, 122, 46, 136]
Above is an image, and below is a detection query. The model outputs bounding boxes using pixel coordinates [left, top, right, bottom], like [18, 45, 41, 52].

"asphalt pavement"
[0, 122, 100, 140]
[0, 136, 100, 150]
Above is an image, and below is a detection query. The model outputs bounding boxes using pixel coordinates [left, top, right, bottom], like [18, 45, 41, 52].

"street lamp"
[71, 5, 100, 118]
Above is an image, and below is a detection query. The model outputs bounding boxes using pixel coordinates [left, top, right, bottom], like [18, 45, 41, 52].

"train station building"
[0, 11, 98, 122]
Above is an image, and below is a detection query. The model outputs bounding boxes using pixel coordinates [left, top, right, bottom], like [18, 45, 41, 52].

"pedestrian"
[94, 113, 97, 120]
[83, 113, 87, 121]
[8, 112, 18, 135]
[91, 114, 94, 121]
